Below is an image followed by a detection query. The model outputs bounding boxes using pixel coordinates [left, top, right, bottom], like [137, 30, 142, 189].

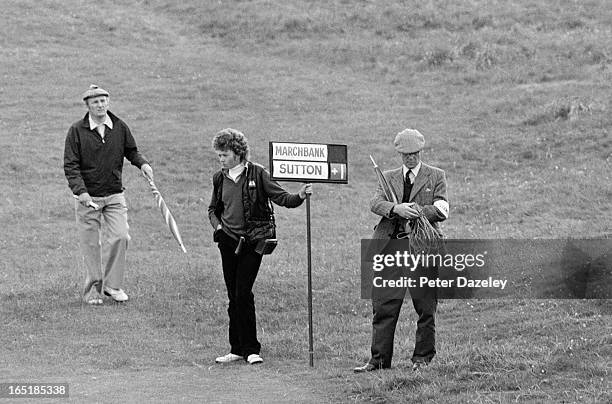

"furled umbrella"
[144, 175, 187, 253]
[369, 155, 399, 204]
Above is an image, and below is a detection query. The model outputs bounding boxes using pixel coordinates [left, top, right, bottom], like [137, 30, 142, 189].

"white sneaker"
[215, 353, 243, 363]
[103, 286, 129, 302]
[83, 289, 103, 305]
[247, 354, 263, 365]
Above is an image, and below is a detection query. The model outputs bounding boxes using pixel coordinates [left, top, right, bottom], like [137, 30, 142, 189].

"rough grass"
[1, 0, 611, 402]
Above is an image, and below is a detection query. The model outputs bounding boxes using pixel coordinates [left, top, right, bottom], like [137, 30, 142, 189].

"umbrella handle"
[72, 194, 100, 210]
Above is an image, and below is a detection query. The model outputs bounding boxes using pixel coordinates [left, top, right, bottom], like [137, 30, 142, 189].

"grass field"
[1, 0, 610, 402]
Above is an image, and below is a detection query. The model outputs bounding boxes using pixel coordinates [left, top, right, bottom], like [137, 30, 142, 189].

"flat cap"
[394, 128, 425, 153]
[82, 84, 109, 101]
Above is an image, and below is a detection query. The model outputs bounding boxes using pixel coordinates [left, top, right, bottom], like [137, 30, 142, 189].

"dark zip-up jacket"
[64, 111, 148, 197]
[208, 162, 304, 243]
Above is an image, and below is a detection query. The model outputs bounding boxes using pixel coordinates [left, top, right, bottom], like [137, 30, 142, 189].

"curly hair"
[212, 128, 250, 161]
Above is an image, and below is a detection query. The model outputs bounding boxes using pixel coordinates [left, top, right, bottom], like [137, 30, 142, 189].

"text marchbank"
[274, 145, 326, 159]
[373, 276, 508, 290]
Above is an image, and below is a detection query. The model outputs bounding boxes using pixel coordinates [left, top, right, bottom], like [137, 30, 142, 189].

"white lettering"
[418, 277, 455, 287]
[457, 277, 507, 289]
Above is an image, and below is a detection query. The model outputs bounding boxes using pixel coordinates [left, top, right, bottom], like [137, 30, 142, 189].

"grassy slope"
[0, 0, 610, 402]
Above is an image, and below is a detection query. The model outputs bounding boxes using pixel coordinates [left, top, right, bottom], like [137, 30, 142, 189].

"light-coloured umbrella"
[145, 176, 187, 253]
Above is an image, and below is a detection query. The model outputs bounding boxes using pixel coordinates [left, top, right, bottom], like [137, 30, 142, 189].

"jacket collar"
[88, 113, 113, 130]
[388, 163, 433, 202]
[79, 110, 118, 129]
[410, 163, 431, 200]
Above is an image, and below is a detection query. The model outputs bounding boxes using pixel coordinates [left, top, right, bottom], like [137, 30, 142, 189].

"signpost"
[269, 142, 348, 367]
[269, 142, 348, 184]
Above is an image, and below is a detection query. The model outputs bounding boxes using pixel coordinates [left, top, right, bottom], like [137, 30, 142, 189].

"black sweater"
[64, 111, 148, 197]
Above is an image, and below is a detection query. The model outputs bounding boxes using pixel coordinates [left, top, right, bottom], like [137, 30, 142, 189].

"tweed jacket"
[370, 163, 448, 239]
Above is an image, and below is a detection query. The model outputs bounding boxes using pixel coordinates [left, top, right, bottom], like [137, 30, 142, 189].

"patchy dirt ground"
[1, 363, 328, 403]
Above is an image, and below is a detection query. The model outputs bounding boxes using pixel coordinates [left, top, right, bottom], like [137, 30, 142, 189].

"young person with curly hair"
[208, 128, 312, 365]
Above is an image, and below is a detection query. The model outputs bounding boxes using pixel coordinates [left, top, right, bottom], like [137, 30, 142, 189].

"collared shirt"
[88, 114, 113, 139]
[402, 161, 421, 184]
[225, 162, 246, 183]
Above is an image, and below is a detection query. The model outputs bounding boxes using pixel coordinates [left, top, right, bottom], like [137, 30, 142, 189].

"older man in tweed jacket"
[355, 128, 449, 373]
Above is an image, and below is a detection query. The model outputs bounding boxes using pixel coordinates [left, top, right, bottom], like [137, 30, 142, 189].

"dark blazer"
[370, 163, 448, 239]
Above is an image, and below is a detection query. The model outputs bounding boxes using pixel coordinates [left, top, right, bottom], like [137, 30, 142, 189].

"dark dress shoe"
[353, 363, 379, 373]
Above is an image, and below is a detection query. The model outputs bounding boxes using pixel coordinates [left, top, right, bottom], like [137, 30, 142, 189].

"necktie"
[403, 170, 413, 203]
[406, 170, 413, 185]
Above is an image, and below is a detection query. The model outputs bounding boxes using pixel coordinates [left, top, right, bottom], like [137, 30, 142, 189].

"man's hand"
[76, 192, 100, 210]
[78, 192, 93, 207]
[213, 225, 223, 242]
[393, 202, 421, 219]
[298, 183, 313, 199]
[141, 163, 153, 181]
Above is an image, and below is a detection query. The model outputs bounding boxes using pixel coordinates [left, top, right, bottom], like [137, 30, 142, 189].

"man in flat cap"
[354, 128, 449, 372]
[64, 85, 153, 305]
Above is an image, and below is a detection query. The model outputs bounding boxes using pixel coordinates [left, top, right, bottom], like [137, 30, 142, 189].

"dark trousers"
[217, 231, 263, 357]
[370, 283, 437, 368]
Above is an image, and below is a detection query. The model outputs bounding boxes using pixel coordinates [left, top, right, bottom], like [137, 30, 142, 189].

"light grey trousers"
[75, 193, 130, 295]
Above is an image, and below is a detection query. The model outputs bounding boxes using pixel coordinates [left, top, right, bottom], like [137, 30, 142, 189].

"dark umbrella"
[369, 155, 399, 204]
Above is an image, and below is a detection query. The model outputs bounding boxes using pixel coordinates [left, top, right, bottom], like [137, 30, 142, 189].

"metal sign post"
[306, 194, 313, 367]
[269, 141, 348, 367]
